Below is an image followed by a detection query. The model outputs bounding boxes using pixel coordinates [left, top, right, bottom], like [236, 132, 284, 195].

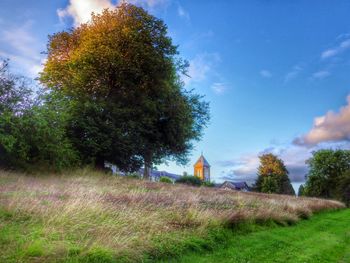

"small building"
[220, 181, 250, 192]
[193, 154, 210, 182]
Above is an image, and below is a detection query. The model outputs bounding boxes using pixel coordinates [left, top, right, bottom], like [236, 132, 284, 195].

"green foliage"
[337, 170, 350, 207]
[261, 175, 279, 194]
[201, 181, 215, 187]
[0, 59, 78, 170]
[176, 176, 202, 186]
[0, 59, 32, 114]
[255, 154, 295, 195]
[298, 184, 305, 196]
[0, 59, 32, 167]
[23, 91, 79, 170]
[304, 149, 350, 202]
[159, 176, 173, 183]
[125, 173, 141, 179]
[40, 3, 209, 175]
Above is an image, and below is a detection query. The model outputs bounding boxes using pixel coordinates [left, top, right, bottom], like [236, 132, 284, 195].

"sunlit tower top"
[193, 154, 210, 182]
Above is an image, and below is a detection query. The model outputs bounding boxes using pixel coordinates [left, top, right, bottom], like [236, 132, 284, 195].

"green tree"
[304, 149, 350, 206]
[298, 184, 305, 196]
[0, 59, 78, 170]
[304, 149, 350, 199]
[255, 153, 295, 195]
[20, 91, 79, 170]
[40, 3, 209, 176]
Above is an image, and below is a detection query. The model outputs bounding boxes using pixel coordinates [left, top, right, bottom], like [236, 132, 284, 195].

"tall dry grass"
[0, 169, 345, 261]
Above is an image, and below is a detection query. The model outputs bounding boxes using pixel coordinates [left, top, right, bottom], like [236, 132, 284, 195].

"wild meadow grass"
[0, 169, 345, 262]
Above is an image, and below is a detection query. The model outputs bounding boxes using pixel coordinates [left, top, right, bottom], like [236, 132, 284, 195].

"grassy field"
[173, 209, 350, 263]
[0, 169, 345, 262]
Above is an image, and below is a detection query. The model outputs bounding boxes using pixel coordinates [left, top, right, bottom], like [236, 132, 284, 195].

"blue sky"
[1, 0, 350, 188]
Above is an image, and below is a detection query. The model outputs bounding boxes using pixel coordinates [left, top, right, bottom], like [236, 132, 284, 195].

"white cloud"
[211, 82, 227, 95]
[183, 52, 220, 85]
[294, 95, 350, 146]
[321, 49, 338, 59]
[312, 70, 330, 79]
[260, 69, 272, 78]
[284, 65, 302, 83]
[0, 21, 43, 78]
[321, 38, 350, 59]
[58, 0, 171, 26]
[177, 5, 190, 20]
[57, 0, 114, 26]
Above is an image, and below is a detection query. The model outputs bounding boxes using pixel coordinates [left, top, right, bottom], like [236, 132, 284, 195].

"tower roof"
[194, 154, 210, 167]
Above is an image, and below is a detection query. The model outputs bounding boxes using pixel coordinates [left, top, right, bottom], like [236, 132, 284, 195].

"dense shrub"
[176, 176, 202, 186]
[159, 177, 173, 183]
[125, 173, 141, 179]
[202, 181, 215, 187]
[0, 60, 78, 170]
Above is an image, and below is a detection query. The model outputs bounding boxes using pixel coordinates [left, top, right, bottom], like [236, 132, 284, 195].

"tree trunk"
[143, 152, 152, 180]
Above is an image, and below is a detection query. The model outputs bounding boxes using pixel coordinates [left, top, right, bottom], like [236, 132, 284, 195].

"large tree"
[304, 149, 350, 200]
[255, 153, 295, 195]
[40, 3, 209, 176]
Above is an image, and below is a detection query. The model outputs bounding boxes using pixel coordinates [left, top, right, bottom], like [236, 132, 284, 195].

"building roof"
[194, 154, 210, 167]
[220, 181, 249, 190]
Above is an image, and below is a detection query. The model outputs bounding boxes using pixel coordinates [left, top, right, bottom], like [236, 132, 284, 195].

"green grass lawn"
[169, 209, 350, 263]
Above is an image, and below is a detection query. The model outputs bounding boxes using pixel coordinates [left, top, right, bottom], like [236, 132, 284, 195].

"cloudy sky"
[1, 0, 350, 188]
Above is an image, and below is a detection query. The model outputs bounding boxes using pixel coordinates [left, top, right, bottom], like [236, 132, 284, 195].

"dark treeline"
[0, 3, 210, 176]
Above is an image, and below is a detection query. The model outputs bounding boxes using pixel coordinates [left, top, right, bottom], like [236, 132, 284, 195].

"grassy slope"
[0, 170, 346, 262]
[173, 209, 350, 263]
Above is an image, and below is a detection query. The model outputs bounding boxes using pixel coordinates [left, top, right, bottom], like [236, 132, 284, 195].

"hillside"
[0, 169, 345, 262]
[173, 209, 350, 263]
